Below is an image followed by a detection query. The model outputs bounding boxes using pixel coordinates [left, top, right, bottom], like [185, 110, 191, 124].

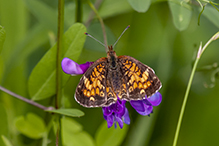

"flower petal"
[103, 114, 107, 121]
[141, 104, 153, 116]
[61, 58, 92, 75]
[106, 114, 114, 128]
[110, 100, 125, 115]
[130, 100, 153, 116]
[147, 92, 162, 106]
[123, 108, 130, 125]
[79, 61, 93, 73]
[130, 100, 145, 112]
[102, 107, 112, 116]
[114, 122, 117, 129]
[115, 114, 123, 129]
[61, 58, 83, 75]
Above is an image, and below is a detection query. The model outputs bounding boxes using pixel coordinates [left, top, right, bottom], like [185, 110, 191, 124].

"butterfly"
[75, 44, 162, 107]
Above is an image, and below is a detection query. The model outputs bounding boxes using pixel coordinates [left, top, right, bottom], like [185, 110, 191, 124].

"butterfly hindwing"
[118, 55, 162, 100]
[75, 57, 108, 107]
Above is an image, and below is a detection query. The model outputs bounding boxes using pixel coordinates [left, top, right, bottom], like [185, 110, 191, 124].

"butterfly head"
[107, 45, 118, 69]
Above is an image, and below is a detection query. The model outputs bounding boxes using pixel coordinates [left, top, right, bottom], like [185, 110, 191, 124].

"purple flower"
[130, 92, 162, 116]
[61, 57, 93, 75]
[102, 98, 130, 129]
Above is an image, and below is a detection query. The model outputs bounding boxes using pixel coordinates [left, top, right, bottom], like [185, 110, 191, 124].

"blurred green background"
[0, 0, 219, 146]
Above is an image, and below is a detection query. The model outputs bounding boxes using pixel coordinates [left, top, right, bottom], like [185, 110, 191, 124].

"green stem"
[200, 32, 219, 57]
[201, 0, 219, 6]
[56, 0, 64, 109]
[87, 0, 108, 52]
[55, 1, 64, 145]
[0, 86, 51, 110]
[55, 123, 60, 146]
[75, 0, 82, 22]
[172, 58, 199, 146]
[172, 31, 219, 146]
[55, 115, 62, 146]
[85, 0, 103, 27]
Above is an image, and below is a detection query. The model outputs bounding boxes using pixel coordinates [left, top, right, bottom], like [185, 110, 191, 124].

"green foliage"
[0, 58, 4, 85]
[61, 117, 95, 146]
[202, 6, 219, 28]
[0, 0, 27, 60]
[46, 108, 84, 117]
[0, 25, 6, 53]
[1, 135, 13, 146]
[0, 104, 8, 146]
[15, 113, 46, 139]
[0, 0, 219, 146]
[127, 0, 151, 13]
[124, 115, 157, 146]
[28, 23, 86, 100]
[168, 0, 192, 31]
[95, 121, 128, 146]
[24, 0, 58, 32]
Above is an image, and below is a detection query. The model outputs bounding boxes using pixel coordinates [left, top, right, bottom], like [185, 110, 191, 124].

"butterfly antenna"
[113, 25, 130, 48]
[84, 33, 107, 48]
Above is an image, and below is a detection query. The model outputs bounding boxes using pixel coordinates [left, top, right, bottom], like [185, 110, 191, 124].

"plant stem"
[55, 1, 64, 145]
[200, 32, 219, 57]
[56, 0, 64, 109]
[0, 86, 49, 110]
[87, 0, 108, 52]
[172, 58, 199, 146]
[85, 0, 103, 27]
[75, 0, 82, 22]
[172, 31, 219, 146]
[56, 124, 60, 146]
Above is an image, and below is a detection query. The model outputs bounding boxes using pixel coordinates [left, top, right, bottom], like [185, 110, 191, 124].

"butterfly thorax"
[107, 45, 118, 70]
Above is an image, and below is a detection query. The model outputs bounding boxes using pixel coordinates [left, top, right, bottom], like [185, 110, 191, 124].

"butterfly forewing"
[75, 57, 108, 107]
[118, 55, 162, 100]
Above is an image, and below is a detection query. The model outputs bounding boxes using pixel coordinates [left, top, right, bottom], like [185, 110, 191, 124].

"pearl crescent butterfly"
[75, 45, 162, 107]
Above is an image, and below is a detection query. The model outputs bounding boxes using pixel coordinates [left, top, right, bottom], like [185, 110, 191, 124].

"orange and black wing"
[118, 55, 162, 100]
[75, 57, 108, 107]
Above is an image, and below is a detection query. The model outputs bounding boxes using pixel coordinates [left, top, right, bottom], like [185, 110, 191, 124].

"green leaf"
[95, 121, 129, 146]
[127, 0, 151, 13]
[15, 113, 46, 139]
[168, 0, 192, 31]
[1, 135, 13, 146]
[61, 117, 95, 146]
[0, 25, 6, 53]
[46, 108, 84, 117]
[202, 6, 219, 28]
[28, 23, 86, 100]
[61, 117, 83, 133]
